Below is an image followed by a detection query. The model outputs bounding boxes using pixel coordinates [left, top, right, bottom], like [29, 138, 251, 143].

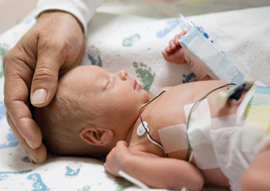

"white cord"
[119, 170, 149, 190]
[146, 134, 167, 157]
[188, 151, 194, 163]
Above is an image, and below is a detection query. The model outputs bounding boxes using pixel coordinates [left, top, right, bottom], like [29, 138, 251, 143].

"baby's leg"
[241, 145, 270, 191]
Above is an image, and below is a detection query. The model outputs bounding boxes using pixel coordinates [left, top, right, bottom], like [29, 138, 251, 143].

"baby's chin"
[142, 90, 150, 104]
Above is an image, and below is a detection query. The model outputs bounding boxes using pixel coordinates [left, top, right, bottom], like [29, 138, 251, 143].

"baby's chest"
[130, 112, 188, 160]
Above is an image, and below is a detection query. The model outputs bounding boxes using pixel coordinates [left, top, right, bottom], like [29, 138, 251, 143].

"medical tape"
[183, 99, 218, 169]
[211, 114, 237, 130]
[184, 98, 211, 133]
[183, 99, 239, 169]
[190, 36, 239, 82]
[180, 27, 245, 83]
[130, 115, 153, 147]
[158, 124, 188, 153]
[148, 98, 211, 155]
[183, 45, 215, 80]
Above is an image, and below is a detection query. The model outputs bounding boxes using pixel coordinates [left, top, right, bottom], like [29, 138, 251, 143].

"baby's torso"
[128, 81, 232, 187]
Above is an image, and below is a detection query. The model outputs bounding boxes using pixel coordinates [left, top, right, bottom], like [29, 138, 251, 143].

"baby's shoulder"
[156, 87, 171, 94]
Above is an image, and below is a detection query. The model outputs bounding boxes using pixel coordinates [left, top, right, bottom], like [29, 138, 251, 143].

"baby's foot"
[133, 62, 155, 92]
[65, 162, 82, 177]
[27, 173, 50, 191]
[122, 33, 141, 47]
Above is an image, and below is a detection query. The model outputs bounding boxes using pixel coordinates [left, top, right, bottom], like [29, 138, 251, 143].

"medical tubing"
[146, 133, 167, 157]
[138, 89, 168, 156]
[119, 170, 150, 190]
[185, 83, 235, 161]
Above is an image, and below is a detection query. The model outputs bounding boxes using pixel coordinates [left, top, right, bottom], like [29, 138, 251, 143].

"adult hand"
[3, 11, 86, 163]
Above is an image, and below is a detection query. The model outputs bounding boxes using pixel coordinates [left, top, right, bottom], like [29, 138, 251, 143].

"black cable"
[138, 90, 168, 149]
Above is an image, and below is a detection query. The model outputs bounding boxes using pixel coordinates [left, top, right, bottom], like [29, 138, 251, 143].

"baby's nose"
[118, 70, 128, 80]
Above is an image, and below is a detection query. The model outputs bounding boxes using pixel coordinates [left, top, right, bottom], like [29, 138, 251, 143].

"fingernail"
[31, 89, 47, 104]
[26, 139, 34, 149]
[27, 154, 36, 164]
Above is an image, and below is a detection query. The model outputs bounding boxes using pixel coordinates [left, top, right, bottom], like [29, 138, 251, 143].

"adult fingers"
[3, 38, 43, 150]
[3, 11, 84, 164]
[30, 37, 84, 107]
[30, 12, 85, 108]
[6, 113, 47, 164]
[30, 46, 61, 107]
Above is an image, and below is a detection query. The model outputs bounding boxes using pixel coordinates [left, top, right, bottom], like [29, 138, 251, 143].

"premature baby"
[32, 31, 270, 191]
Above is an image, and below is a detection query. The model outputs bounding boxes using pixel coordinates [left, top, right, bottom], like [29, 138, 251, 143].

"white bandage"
[179, 27, 245, 84]
[184, 99, 218, 169]
[158, 124, 188, 153]
[184, 99, 237, 169]
[211, 114, 237, 130]
[188, 36, 238, 82]
[184, 98, 211, 129]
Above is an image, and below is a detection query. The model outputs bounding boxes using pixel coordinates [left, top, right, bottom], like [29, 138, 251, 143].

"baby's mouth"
[134, 80, 137, 90]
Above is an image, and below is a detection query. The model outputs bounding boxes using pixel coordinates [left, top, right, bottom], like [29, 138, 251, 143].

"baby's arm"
[162, 30, 188, 64]
[104, 141, 204, 191]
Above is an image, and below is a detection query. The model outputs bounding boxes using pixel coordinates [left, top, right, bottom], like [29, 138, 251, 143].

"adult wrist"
[34, 0, 102, 35]
[38, 10, 84, 33]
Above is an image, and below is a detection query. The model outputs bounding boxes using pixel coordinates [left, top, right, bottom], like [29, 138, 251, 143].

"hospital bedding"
[0, 6, 270, 191]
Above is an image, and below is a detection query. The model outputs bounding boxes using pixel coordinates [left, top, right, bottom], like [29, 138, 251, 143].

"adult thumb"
[30, 53, 61, 108]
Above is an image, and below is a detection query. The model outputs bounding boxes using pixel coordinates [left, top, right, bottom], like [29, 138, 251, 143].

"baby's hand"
[104, 141, 132, 176]
[162, 30, 188, 64]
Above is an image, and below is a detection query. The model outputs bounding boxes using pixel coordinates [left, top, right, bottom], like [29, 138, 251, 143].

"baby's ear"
[80, 126, 113, 146]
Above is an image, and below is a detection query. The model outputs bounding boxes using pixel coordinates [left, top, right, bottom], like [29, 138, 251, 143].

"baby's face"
[64, 65, 149, 137]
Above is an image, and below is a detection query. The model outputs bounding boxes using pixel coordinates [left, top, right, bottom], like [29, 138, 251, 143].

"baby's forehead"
[59, 65, 107, 94]
[63, 65, 104, 82]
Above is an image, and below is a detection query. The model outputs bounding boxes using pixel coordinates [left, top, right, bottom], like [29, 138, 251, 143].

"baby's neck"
[125, 114, 141, 146]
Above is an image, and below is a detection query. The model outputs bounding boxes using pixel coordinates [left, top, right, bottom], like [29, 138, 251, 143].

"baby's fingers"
[164, 46, 172, 54]
[179, 30, 188, 39]
[174, 34, 181, 46]
[164, 40, 177, 54]
[116, 140, 128, 147]
[174, 31, 188, 44]
[169, 39, 177, 50]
